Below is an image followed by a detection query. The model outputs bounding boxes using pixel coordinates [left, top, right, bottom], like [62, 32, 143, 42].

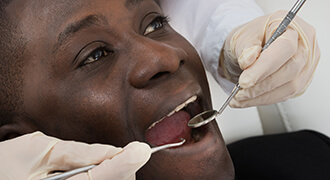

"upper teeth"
[167, 95, 197, 117]
[147, 95, 197, 130]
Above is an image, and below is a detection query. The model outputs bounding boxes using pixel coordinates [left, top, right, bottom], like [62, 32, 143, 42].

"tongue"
[145, 110, 192, 146]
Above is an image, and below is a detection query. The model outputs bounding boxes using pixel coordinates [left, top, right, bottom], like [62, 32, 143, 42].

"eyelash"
[81, 46, 112, 66]
[144, 15, 169, 36]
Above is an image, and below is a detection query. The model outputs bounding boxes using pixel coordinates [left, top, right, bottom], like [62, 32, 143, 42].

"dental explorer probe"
[188, 0, 306, 128]
[42, 138, 186, 180]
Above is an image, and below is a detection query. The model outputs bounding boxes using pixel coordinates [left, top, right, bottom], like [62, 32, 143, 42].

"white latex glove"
[0, 131, 151, 180]
[220, 10, 320, 107]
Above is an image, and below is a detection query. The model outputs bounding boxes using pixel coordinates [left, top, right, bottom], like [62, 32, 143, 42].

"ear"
[0, 115, 37, 141]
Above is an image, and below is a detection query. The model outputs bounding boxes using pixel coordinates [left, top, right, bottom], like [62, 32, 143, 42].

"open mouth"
[145, 95, 207, 146]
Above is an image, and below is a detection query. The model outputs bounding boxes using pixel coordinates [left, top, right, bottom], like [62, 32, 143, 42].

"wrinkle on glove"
[0, 132, 151, 180]
[220, 10, 320, 108]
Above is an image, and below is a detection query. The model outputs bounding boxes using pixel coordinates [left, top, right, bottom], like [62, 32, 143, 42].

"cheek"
[28, 78, 132, 145]
[182, 41, 212, 107]
[182, 41, 210, 90]
[63, 85, 132, 144]
[172, 35, 207, 80]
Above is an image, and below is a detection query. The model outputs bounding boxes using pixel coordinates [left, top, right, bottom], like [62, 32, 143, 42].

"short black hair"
[0, 0, 26, 126]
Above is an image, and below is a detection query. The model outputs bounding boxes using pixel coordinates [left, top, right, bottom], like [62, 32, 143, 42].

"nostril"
[131, 57, 185, 88]
[150, 60, 184, 81]
[179, 60, 185, 66]
[151, 71, 169, 81]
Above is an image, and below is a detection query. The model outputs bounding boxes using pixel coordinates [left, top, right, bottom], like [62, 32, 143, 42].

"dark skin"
[4, 0, 234, 179]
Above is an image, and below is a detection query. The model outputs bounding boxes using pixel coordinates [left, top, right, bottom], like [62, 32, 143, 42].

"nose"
[128, 38, 186, 89]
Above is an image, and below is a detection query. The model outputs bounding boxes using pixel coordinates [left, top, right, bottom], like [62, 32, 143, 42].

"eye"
[82, 47, 112, 66]
[144, 16, 169, 36]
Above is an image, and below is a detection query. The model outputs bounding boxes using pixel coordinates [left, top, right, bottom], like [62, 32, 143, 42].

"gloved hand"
[0, 131, 151, 180]
[220, 10, 320, 107]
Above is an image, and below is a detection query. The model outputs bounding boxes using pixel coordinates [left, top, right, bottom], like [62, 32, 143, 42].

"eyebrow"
[126, 0, 159, 10]
[54, 14, 107, 52]
[54, 0, 150, 52]
[125, 0, 143, 7]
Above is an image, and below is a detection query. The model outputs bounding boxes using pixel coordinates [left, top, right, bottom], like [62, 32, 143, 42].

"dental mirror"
[188, 0, 306, 128]
[188, 84, 241, 128]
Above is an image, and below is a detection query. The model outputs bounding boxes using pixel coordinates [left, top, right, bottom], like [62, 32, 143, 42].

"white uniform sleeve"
[159, 0, 264, 93]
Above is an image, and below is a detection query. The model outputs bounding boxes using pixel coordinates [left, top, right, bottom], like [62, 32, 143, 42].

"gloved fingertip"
[85, 142, 151, 180]
[124, 141, 152, 162]
[231, 99, 253, 108]
[124, 141, 151, 151]
[238, 45, 261, 69]
[229, 99, 240, 108]
[239, 72, 255, 88]
[235, 91, 246, 102]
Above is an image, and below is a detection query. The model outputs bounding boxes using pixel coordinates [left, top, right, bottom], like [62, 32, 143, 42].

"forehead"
[8, 0, 142, 23]
[6, 0, 159, 53]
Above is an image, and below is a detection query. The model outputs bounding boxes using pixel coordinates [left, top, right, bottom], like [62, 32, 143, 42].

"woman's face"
[8, 0, 234, 179]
